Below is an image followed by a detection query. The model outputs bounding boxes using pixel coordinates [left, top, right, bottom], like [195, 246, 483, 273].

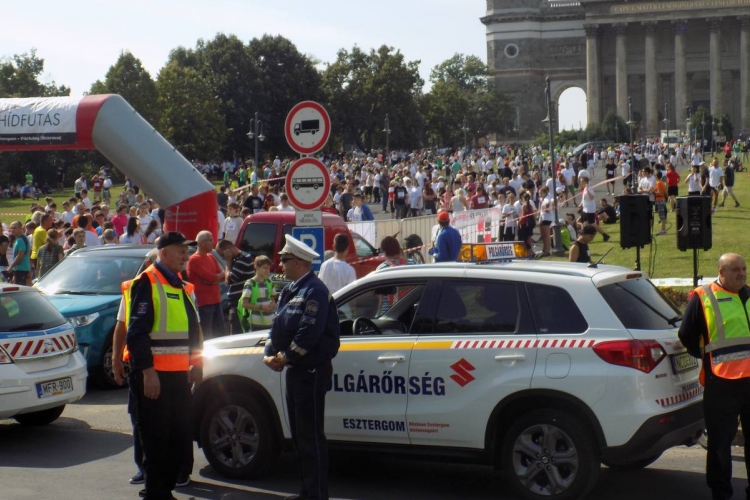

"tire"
[500, 409, 600, 500]
[94, 333, 123, 390]
[602, 453, 662, 471]
[200, 392, 279, 479]
[14, 405, 65, 425]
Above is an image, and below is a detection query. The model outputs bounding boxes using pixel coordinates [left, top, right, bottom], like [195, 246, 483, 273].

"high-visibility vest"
[123, 265, 201, 371]
[696, 282, 750, 381]
[237, 278, 275, 332]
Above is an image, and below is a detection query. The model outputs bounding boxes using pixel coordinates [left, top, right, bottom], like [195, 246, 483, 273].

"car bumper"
[0, 352, 88, 419]
[602, 401, 704, 463]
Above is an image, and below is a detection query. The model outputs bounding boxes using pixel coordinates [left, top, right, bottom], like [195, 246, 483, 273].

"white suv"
[0, 283, 87, 425]
[194, 257, 703, 500]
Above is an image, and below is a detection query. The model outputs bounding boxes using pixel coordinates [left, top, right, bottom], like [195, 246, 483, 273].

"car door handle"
[494, 354, 526, 362]
[378, 355, 406, 362]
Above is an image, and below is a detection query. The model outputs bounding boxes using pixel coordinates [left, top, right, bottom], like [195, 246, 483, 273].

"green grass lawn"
[1, 169, 745, 281]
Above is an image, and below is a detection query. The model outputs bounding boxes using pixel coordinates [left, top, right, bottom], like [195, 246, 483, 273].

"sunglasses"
[280, 256, 298, 263]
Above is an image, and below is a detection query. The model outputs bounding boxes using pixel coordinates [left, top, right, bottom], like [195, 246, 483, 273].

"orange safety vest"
[696, 282, 750, 382]
[122, 264, 201, 371]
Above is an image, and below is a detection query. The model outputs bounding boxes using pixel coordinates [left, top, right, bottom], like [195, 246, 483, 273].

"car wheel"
[94, 333, 124, 390]
[14, 405, 65, 425]
[200, 393, 279, 479]
[602, 453, 662, 471]
[500, 409, 600, 500]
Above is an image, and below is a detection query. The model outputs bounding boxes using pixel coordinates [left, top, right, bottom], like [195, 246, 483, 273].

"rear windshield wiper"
[53, 290, 99, 295]
[668, 315, 683, 327]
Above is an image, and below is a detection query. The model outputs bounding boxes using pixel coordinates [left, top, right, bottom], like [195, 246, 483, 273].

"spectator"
[78, 214, 102, 247]
[318, 233, 356, 294]
[35, 228, 64, 278]
[65, 228, 87, 257]
[143, 219, 162, 244]
[237, 255, 276, 332]
[119, 217, 144, 245]
[429, 211, 462, 262]
[187, 231, 226, 339]
[102, 229, 118, 245]
[216, 239, 255, 335]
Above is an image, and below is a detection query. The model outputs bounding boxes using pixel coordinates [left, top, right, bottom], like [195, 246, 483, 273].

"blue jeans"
[198, 303, 226, 339]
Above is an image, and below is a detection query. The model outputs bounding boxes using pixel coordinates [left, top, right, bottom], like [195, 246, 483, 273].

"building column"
[643, 21, 658, 137]
[673, 20, 689, 132]
[708, 18, 723, 117]
[585, 24, 601, 125]
[739, 16, 750, 135]
[614, 23, 629, 119]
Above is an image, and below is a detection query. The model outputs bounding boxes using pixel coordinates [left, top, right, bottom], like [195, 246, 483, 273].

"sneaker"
[130, 471, 145, 485]
[719, 203, 725, 207]
[657, 230, 667, 235]
[176, 475, 191, 487]
[139, 489, 146, 498]
[603, 233, 611, 242]
[736, 202, 741, 208]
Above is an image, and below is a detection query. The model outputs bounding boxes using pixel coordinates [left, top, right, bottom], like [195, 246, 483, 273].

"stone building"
[482, 0, 750, 139]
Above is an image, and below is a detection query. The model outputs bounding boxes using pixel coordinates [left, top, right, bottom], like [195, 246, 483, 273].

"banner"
[0, 97, 80, 146]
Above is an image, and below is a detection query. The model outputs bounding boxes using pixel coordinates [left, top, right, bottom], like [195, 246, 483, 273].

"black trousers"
[704, 373, 750, 500]
[286, 362, 333, 500]
[127, 373, 144, 473]
[134, 370, 193, 500]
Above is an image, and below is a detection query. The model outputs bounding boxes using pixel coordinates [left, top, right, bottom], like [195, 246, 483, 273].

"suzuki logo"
[42, 339, 54, 354]
[449, 358, 476, 387]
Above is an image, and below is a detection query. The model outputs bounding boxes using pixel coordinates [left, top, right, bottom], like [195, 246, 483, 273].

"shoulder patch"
[305, 300, 319, 316]
[137, 302, 148, 315]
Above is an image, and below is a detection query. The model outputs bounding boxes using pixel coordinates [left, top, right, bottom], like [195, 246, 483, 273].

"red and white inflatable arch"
[0, 94, 217, 239]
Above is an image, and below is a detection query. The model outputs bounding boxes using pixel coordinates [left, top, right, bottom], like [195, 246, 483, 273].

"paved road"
[1, 388, 747, 500]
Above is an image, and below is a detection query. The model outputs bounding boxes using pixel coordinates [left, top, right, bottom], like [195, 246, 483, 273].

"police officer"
[126, 232, 203, 500]
[679, 253, 750, 500]
[263, 235, 340, 500]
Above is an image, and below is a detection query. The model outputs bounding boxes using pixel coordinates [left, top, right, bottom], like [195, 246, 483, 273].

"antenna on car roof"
[589, 247, 613, 269]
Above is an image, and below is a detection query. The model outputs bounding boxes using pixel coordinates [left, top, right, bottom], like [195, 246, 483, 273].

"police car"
[194, 242, 703, 500]
[0, 283, 87, 425]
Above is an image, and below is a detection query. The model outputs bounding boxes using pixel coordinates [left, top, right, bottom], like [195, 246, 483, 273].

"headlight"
[69, 312, 100, 328]
[0, 346, 12, 364]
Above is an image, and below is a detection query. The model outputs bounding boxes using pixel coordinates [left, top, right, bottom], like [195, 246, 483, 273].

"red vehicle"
[235, 211, 385, 278]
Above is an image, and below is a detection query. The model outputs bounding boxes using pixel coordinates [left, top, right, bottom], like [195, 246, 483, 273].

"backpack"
[236, 279, 275, 332]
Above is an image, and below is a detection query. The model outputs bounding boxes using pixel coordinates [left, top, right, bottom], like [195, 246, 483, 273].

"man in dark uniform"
[126, 232, 203, 500]
[679, 253, 750, 500]
[263, 234, 340, 500]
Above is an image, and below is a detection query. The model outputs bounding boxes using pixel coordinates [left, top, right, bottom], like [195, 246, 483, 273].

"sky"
[1, 0, 586, 133]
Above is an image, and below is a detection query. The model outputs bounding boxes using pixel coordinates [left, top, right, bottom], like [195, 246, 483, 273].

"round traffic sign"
[285, 157, 331, 210]
[284, 101, 331, 155]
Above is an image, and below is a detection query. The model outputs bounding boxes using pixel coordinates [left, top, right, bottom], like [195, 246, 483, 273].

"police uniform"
[126, 233, 202, 500]
[679, 280, 750, 500]
[264, 235, 340, 500]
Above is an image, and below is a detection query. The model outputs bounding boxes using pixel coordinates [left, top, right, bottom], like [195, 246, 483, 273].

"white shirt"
[638, 176, 655, 202]
[582, 186, 596, 213]
[687, 172, 702, 192]
[502, 203, 519, 229]
[276, 204, 295, 212]
[81, 197, 93, 210]
[85, 230, 103, 247]
[708, 166, 724, 188]
[318, 257, 356, 295]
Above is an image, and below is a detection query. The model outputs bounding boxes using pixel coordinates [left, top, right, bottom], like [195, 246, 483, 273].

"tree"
[423, 54, 512, 149]
[247, 35, 323, 159]
[598, 111, 629, 143]
[322, 45, 424, 152]
[156, 62, 226, 161]
[0, 49, 69, 98]
[88, 51, 159, 126]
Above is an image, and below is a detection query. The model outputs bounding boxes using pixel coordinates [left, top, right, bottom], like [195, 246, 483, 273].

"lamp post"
[626, 96, 636, 189]
[542, 77, 565, 256]
[462, 117, 469, 153]
[687, 105, 693, 149]
[382, 114, 391, 166]
[711, 116, 716, 153]
[246, 112, 265, 172]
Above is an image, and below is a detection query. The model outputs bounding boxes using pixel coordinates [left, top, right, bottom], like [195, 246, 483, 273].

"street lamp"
[662, 103, 670, 151]
[626, 96, 636, 189]
[687, 105, 693, 148]
[246, 112, 265, 172]
[382, 114, 391, 166]
[542, 77, 565, 257]
[711, 116, 716, 153]
[462, 117, 469, 154]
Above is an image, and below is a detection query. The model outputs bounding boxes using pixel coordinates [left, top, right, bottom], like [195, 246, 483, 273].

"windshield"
[35, 255, 146, 295]
[599, 279, 682, 330]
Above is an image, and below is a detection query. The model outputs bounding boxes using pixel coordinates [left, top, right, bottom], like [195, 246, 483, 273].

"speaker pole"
[636, 246, 641, 271]
[542, 77, 565, 257]
[693, 248, 699, 288]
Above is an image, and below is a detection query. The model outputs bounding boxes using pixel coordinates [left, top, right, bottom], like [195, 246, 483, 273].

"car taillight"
[593, 340, 666, 373]
[0, 346, 12, 364]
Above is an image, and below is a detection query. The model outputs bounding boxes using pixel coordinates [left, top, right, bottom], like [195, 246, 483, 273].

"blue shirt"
[429, 225, 462, 262]
[12, 235, 31, 272]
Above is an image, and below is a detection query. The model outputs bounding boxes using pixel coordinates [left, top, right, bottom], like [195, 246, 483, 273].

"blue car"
[35, 245, 153, 388]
